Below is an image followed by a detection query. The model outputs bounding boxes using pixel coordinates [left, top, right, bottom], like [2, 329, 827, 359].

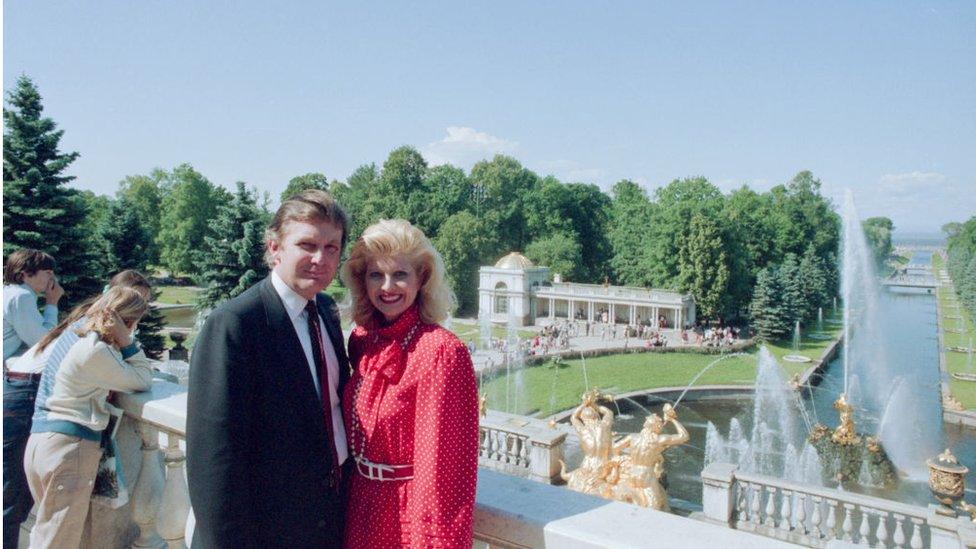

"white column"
[587, 301, 594, 322]
[609, 303, 615, 324]
[549, 298, 555, 319]
[676, 308, 682, 330]
[652, 306, 659, 327]
[629, 305, 636, 325]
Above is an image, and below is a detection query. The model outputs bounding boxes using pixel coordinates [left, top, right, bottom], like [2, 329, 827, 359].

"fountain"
[704, 348, 823, 482]
[783, 320, 811, 363]
[835, 190, 941, 479]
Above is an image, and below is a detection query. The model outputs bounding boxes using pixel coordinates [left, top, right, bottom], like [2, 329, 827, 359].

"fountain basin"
[782, 354, 812, 363]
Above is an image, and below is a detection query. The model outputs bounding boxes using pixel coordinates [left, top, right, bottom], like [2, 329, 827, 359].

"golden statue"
[560, 391, 688, 511]
[559, 389, 616, 496]
[478, 393, 488, 418]
[610, 403, 689, 511]
[831, 393, 861, 445]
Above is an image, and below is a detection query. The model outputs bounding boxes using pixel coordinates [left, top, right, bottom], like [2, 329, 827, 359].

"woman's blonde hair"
[340, 219, 455, 326]
[75, 286, 149, 347]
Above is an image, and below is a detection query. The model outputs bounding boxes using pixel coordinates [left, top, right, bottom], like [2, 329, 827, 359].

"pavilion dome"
[494, 252, 535, 270]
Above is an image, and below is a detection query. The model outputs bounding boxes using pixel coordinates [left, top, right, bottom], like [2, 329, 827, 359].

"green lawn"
[932, 254, 976, 409]
[481, 311, 843, 417]
[451, 322, 535, 345]
[155, 285, 201, 305]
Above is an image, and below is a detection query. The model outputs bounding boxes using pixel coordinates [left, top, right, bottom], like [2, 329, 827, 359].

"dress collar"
[271, 270, 311, 322]
[369, 304, 421, 343]
[358, 305, 422, 383]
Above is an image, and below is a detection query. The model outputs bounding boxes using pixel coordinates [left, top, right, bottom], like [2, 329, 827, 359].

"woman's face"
[365, 254, 421, 324]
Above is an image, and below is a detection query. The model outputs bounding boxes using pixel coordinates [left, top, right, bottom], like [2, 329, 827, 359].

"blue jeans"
[3, 377, 39, 549]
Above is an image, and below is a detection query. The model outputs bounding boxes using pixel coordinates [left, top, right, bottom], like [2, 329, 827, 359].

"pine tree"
[778, 253, 807, 325]
[3, 75, 103, 307]
[678, 213, 731, 320]
[799, 245, 829, 319]
[198, 182, 268, 310]
[749, 266, 789, 341]
[137, 291, 167, 360]
[98, 198, 154, 273]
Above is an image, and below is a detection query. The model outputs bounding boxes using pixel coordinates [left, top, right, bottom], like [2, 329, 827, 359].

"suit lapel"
[260, 278, 326, 425]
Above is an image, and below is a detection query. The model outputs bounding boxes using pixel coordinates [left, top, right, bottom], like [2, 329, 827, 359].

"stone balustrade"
[700, 463, 976, 549]
[478, 409, 567, 484]
[43, 380, 975, 549]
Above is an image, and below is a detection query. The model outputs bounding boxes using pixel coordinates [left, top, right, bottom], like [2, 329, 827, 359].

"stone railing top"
[475, 469, 792, 548]
[534, 282, 691, 304]
[481, 410, 567, 447]
[116, 379, 188, 436]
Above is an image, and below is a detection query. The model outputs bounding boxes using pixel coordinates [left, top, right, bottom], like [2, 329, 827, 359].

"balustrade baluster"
[908, 518, 923, 549]
[857, 507, 871, 545]
[810, 496, 823, 539]
[825, 499, 838, 540]
[892, 513, 906, 548]
[764, 486, 777, 527]
[874, 511, 888, 547]
[519, 436, 529, 466]
[842, 503, 854, 541]
[735, 483, 749, 526]
[131, 425, 164, 548]
[794, 492, 807, 536]
[749, 483, 762, 527]
[779, 489, 792, 533]
[156, 434, 190, 549]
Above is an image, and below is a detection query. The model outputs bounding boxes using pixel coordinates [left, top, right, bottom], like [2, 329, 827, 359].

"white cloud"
[421, 126, 517, 168]
[537, 159, 605, 183]
[877, 171, 948, 196]
[843, 171, 974, 232]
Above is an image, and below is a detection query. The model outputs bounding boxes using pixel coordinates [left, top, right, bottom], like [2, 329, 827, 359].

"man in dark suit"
[187, 190, 351, 548]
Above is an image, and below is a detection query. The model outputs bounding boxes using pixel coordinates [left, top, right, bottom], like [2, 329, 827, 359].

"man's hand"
[45, 276, 64, 305]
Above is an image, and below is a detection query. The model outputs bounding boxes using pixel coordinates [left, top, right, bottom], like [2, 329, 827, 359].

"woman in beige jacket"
[23, 286, 153, 549]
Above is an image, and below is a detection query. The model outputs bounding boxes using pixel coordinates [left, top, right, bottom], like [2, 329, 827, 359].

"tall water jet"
[817, 307, 824, 332]
[792, 320, 802, 352]
[836, 190, 941, 479]
[479, 312, 492, 350]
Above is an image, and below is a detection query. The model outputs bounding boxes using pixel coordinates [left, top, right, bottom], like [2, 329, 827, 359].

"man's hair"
[340, 219, 455, 326]
[3, 249, 56, 285]
[264, 189, 349, 268]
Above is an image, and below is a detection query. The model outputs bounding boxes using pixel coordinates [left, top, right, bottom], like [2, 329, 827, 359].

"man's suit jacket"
[187, 277, 350, 549]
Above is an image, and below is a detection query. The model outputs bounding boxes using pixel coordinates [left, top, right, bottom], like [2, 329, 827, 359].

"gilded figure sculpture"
[610, 403, 689, 512]
[560, 391, 688, 511]
[831, 393, 861, 445]
[559, 389, 616, 497]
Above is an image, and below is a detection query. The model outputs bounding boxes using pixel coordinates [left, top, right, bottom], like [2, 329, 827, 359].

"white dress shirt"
[3, 283, 58, 361]
[271, 271, 348, 464]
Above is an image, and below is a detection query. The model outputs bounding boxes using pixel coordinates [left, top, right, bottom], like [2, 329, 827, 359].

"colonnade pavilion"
[477, 252, 697, 329]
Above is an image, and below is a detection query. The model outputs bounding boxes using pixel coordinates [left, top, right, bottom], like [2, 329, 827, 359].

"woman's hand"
[106, 311, 133, 349]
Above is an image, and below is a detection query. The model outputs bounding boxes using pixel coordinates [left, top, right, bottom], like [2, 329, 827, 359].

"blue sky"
[4, 1, 974, 233]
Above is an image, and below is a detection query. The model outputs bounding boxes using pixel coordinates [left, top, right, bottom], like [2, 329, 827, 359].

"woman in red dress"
[339, 219, 479, 548]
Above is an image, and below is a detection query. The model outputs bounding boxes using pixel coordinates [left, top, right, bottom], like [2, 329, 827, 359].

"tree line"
[6, 75, 850, 344]
[944, 217, 976, 323]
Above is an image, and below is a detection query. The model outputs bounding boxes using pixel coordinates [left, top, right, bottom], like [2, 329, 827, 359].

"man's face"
[23, 269, 54, 294]
[269, 219, 343, 301]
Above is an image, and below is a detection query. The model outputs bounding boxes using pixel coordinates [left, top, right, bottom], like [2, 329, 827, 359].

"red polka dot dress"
[342, 305, 479, 548]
